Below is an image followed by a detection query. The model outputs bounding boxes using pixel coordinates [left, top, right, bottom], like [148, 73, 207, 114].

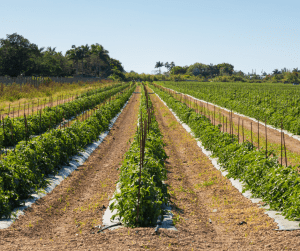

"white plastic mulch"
[102, 189, 176, 231]
[102, 93, 177, 231]
[154, 92, 300, 231]
[0, 96, 133, 230]
[165, 86, 300, 142]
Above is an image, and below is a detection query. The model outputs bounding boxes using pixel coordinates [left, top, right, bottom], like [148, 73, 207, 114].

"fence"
[0, 76, 102, 87]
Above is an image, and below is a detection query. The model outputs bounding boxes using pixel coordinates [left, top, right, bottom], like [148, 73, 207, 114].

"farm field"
[150, 83, 300, 221]
[0, 79, 114, 118]
[0, 82, 130, 148]
[157, 81, 300, 167]
[0, 83, 300, 250]
[159, 81, 300, 134]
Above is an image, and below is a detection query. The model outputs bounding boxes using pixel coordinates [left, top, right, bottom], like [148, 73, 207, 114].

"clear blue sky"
[1, 0, 299, 74]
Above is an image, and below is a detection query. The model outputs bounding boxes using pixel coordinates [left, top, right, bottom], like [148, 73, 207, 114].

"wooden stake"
[265, 117, 267, 158]
[214, 105, 216, 126]
[251, 122, 253, 146]
[223, 115, 224, 133]
[242, 120, 244, 142]
[257, 119, 259, 149]
[283, 131, 287, 166]
[238, 117, 240, 143]
[281, 121, 283, 166]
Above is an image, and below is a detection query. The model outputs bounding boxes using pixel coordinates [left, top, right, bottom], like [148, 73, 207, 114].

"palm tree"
[91, 43, 110, 77]
[272, 69, 281, 75]
[155, 61, 164, 74]
[66, 45, 82, 75]
[164, 61, 175, 72]
[169, 61, 175, 70]
[46, 46, 56, 55]
[80, 44, 90, 76]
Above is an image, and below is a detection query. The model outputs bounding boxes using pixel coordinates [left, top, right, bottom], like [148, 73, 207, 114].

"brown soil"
[171, 90, 300, 166]
[148, 91, 300, 250]
[1, 87, 299, 250]
[0, 88, 143, 250]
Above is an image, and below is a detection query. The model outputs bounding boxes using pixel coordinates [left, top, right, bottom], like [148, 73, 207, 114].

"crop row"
[150, 83, 300, 223]
[159, 81, 300, 135]
[0, 83, 131, 147]
[0, 84, 136, 218]
[110, 84, 169, 227]
[76, 82, 123, 98]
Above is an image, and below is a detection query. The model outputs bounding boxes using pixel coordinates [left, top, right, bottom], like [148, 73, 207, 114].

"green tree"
[164, 61, 175, 72]
[187, 63, 209, 77]
[155, 61, 164, 74]
[79, 44, 90, 75]
[107, 58, 125, 80]
[216, 63, 234, 76]
[272, 69, 281, 75]
[170, 66, 188, 75]
[66, 45, 82, 75]
[285, 72, 298, 83]
[0, 33, 43, 77]
[90, 43, 110, 77]
[207, 63, 219, 78]
[39, 47, 72, 76]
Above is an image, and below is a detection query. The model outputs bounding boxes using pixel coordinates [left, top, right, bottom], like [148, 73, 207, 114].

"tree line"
[127, 61, 300, 83]
[0, 33, 126, 81]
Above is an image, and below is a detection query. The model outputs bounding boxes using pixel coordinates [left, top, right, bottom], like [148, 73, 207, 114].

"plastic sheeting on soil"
[102, 183, 177, 231]
[102, 96, 177, 231]
[154, 92, 300, 231]
[0, 96, 133, 230]
[164, 86, 300, 142]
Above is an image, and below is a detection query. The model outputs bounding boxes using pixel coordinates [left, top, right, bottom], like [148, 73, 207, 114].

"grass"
[172, 213, 182, 226]
[0, 79, 114, 116]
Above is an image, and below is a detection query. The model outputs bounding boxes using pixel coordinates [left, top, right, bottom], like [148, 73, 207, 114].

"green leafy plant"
[0, 84, 136, 218]
[0, 83, 130, 147]
[159, 81, 300, 135]
[150, 82, 300, 222]
[110, 85, 169, 227]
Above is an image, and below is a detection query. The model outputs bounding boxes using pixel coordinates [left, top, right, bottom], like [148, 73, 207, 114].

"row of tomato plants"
[76, 83, 123, 98]
[150, 83, 300, 223]
[110, 85, 169, 227]
[0, 84, 136, 218]
[0, 83, 130, 147]
[159, 81, 300, 135]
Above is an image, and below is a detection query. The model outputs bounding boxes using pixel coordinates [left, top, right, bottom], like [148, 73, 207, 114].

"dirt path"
[147, 92, 300, 250]
[1, 87, 300, 250]
[0, 88, 141, 250]
[170, 90, 300, 166]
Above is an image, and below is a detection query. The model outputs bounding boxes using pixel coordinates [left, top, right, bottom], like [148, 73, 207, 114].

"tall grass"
[0, 80, 113, 114]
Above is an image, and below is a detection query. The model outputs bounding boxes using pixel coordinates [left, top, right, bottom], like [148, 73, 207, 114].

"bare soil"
[176, 91, 300, 166]
[1, 87, 299, 250]
[0, 89, 143, 250]
[148, 92, 300, 250]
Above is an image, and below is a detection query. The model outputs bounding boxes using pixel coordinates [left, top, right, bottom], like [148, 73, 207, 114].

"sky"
[1, 0, 299, 75]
